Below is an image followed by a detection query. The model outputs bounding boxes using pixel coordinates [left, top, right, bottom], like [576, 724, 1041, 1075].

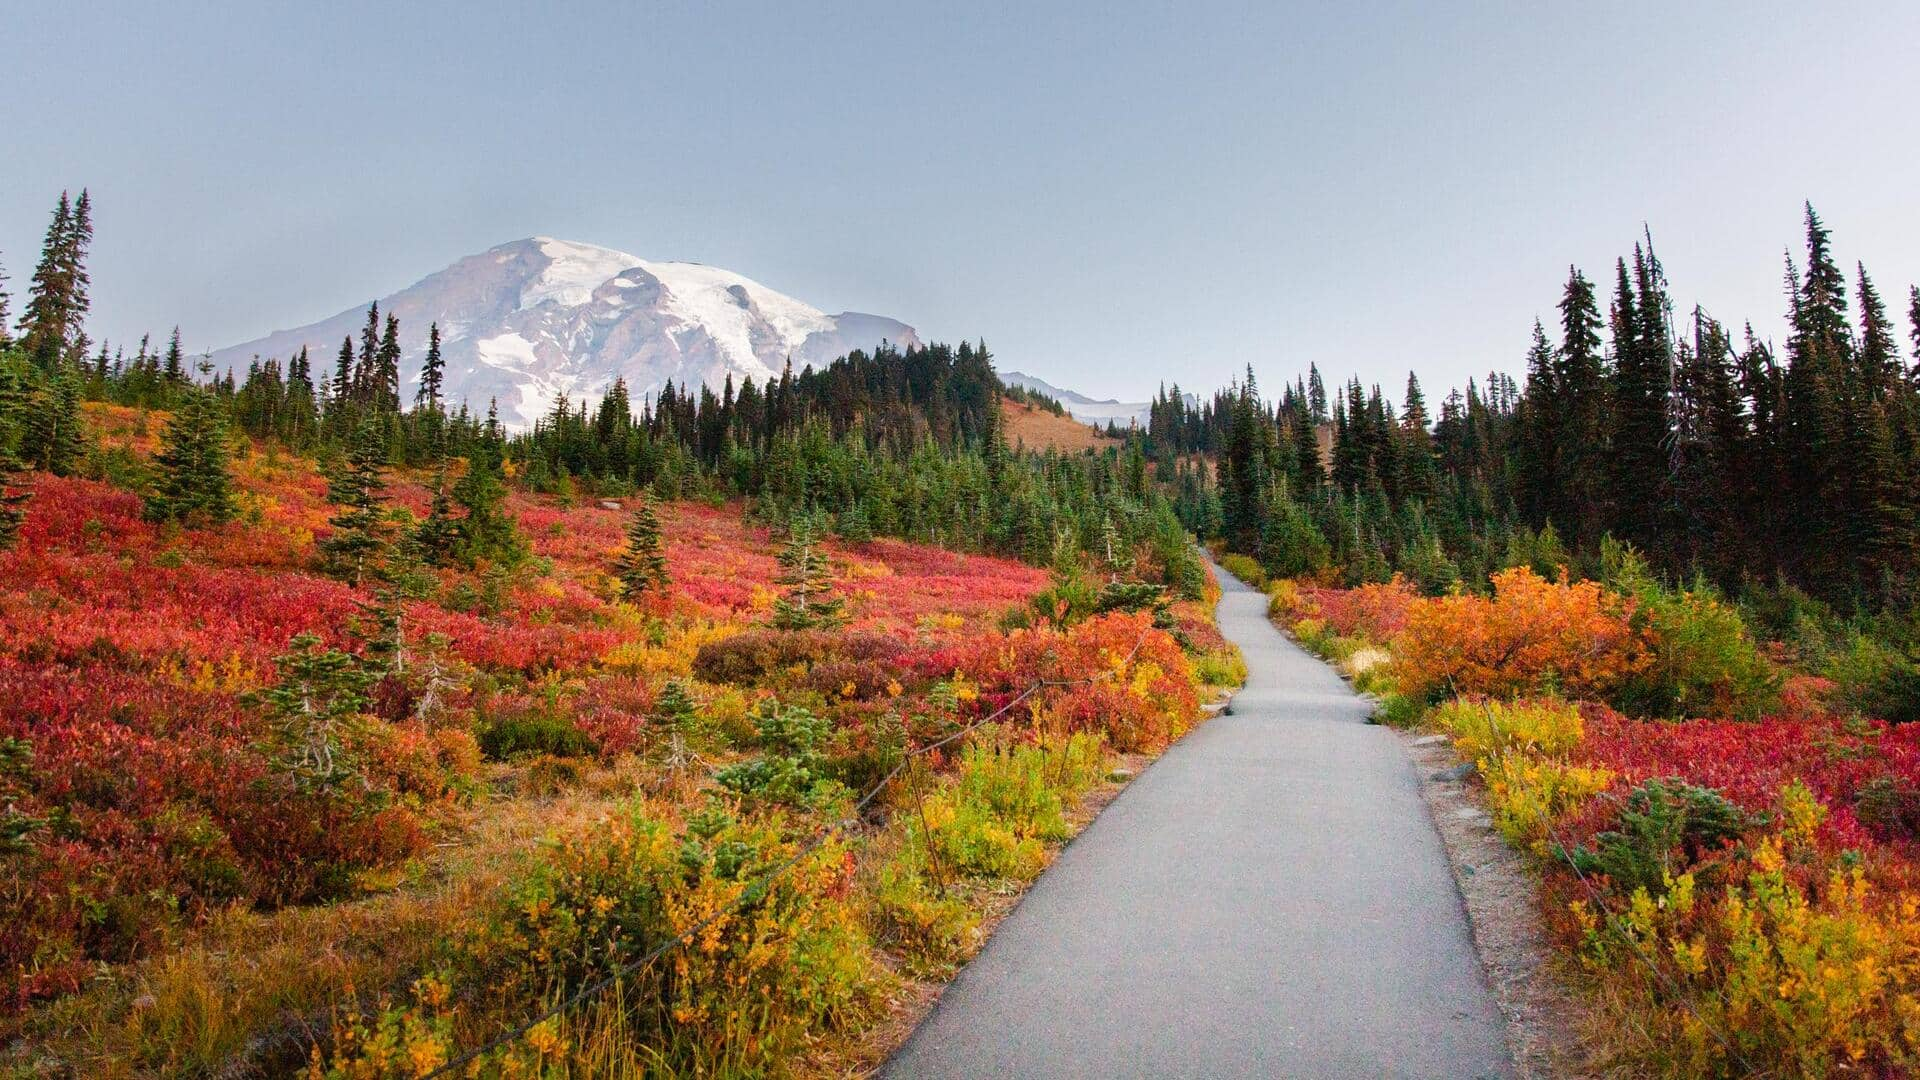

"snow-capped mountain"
[210, 238, 921, 430]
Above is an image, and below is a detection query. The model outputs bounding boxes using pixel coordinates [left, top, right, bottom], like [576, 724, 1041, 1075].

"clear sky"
[6, 1, 1918, 404]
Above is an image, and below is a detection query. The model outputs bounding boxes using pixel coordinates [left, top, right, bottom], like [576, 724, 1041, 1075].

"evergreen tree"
[145, 378, 235, 525]
[19, 362, 83, 475]
[613, 495, 670, 596]
[375, 313, 402, 412]
[1608, 247, 1674, 551]
[771, 513, 845, 630]
[162, 326, 185, 384]
[317, 419, 392, 585]
[449, 434, 523, 566]
[1555, 266, 1610, 545]
[1515, 320, 1560, 527]
[0, 249, 11, 349]
[0, 364, 28, 549]
[17, 193, 75, 367]
[416, 321, 446, 459]
[413, 467, 460, 566]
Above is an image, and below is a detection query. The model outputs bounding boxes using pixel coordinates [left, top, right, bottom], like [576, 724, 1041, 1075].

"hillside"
[1001, 398, 1119, 452]
[0, 404, 1234, 1076]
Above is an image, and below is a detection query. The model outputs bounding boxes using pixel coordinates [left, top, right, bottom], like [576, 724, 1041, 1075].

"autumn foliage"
[1, 410, 1224, 1079]
[1394, 567, 1648, 701]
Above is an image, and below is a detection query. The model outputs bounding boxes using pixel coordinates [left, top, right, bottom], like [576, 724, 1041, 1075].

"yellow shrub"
[601, 620, 739, 679]
[1481, 755, 1614, 850]
[1432, 697, 1585, 763]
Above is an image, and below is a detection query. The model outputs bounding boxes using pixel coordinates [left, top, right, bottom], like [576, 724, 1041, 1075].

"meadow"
[0, 405, 1236, 1078]
[1237, 550, 1920, 1076]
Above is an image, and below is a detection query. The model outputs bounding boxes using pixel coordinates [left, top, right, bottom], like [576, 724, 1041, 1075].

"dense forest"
[1152, 205, 1920, 616]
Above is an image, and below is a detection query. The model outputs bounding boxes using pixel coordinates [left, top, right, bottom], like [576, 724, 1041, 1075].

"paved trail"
[882, 562, 1512, 1079]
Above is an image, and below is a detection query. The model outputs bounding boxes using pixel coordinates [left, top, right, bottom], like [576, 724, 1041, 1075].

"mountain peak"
[212, 240, 920, 430]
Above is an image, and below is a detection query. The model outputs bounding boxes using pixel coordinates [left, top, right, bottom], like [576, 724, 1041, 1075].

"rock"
[1107, 768, 1135, 783]
[1412, 734, 1448, 747]
[1446, 808, 1494, 829]
[599, 500, 623, 510]
[1431, 762, 1477, 782]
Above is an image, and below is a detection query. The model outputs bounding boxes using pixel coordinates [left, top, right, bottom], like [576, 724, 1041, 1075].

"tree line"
[0, 191, 1203, 603]
[1164, 205, 1920, 611]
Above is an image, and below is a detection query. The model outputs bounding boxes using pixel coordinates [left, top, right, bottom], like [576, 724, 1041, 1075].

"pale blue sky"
[6, 1, 1918, 402]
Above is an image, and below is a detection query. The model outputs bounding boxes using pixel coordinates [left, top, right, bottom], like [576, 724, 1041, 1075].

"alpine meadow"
[7, 4, 1920, 1078]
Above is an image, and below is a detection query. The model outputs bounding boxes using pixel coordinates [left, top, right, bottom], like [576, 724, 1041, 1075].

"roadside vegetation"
[0, 192, 1239, 1077]
[1242, 551, 1920, 1076]
[1185, 204, 1920, 1076]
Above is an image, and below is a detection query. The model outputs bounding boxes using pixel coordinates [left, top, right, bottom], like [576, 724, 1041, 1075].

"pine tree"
[257, 633, 375, 793]
[354, 304, 380, 405]
[17, 193, 74, 368]
[1515, 320, 1560, 527]
[0, 249, 11, 349]
[771, 513, 845, 630]
[1555, 266, 1610, 545]
[145, 379, 235, 525]
[1608, 247, 1674, 552]
[450, 434, 523, 566]
[413, 466, 460, 566]
[333, 336, 354, 407]
[375, 313, 401, 412]
[412, 319, 441, 411]
[317, 419, 392, 585]
[162, 327, 185, 385]
[613, 496, 670, 596]
[19, 362, 83, 475]
[0, 477, 25, 554]
[62, 191, 92, 366]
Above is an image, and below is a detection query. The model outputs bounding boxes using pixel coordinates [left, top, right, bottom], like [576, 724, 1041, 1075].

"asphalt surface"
[881, 561, 1513, 1079]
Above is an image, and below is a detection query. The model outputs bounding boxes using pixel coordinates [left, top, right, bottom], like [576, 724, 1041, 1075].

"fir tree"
[18, 362, 83, 475]
[162, 327, 185, 384]
[415, 322, 444, 411]
[17, 193, 74, 368]
[613, 495, 670, 596]
[450, 434, 523, 566]
[256, 633, 375, 793]
[375, 313, 401, 412]
[145, 378, 235, 525]
[413, 467, 460, 566]
[0, 418, 28, 552]
[771, 513, 845, 630]
[0, 249, 11, 349]
[317, 419, 392, 585]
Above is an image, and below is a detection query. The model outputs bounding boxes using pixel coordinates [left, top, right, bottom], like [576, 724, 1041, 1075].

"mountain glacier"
[209, 238, 921, 430]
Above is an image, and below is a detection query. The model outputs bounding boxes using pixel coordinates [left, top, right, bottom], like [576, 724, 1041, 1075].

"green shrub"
[904, 729, 1105, 884]
[1568, 778, 1750, 899]
[1606, 544, 1780, 720]
[1372, 692, 1424, 728]
[1827, 632, 1920, 724]
[1192, 648, 1247, 689]
[715, 701, 849, 810]
[477, 712, 594, 760]
[359, 800, 883, 1077]
[1217, 552, 1268, 590]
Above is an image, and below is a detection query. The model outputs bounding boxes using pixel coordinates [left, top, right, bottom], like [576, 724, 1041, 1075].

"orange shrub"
[1396, 567, 1647, 701]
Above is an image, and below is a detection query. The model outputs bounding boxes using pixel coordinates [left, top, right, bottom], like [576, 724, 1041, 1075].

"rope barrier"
[422, 628, 1153, 1077]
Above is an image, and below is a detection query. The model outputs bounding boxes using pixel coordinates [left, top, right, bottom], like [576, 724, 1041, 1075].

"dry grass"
[1000, 400, 1118, 453]
[0, 761, 645, 1079]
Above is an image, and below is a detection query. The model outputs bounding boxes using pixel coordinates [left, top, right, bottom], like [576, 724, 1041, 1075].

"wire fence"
[421, 629, 1153, 1078]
